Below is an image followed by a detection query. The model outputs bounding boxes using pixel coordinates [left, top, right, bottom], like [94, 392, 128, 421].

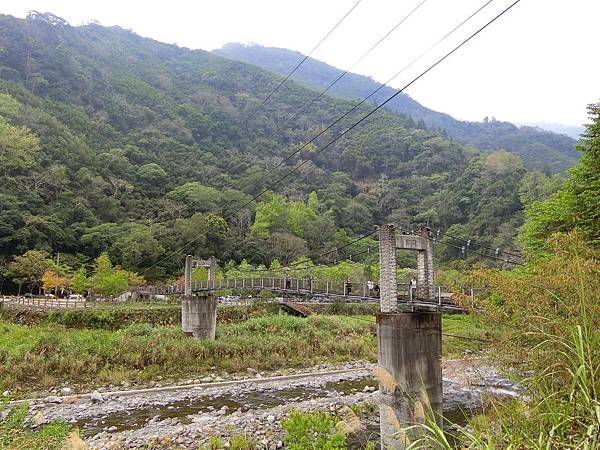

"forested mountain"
[216, 43, 579, 173]
[0, 12, 556, 285]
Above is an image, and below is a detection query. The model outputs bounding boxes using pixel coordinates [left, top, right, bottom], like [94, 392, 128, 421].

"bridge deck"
[138, 277, 468, 314]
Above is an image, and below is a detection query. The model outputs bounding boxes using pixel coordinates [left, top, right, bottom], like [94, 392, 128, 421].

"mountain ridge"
[215, 43, 579, 173]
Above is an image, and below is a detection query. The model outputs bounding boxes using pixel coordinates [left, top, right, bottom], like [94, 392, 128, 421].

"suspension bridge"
[137, 277, 469, 313]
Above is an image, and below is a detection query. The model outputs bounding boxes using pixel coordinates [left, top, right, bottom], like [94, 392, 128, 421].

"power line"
[227, 0, 506, 216]
[143, 0, 519, 275]
[220, 0, 430, 216]
[241, 0, 364, 126]
[260, 0, 430, 174]
[252, 0, 497, 185]
[434, 238, 524, 266]
[177, 0, 505, 268]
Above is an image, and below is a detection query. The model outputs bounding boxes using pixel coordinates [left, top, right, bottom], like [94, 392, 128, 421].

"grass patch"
[0, 315, 375, 395]
[0, 402, 71, 449]
[441, 314, 495, 357]
[0, 302, 281, 330]
[0, 312, 490, 396]
[282, 410, 347, 450]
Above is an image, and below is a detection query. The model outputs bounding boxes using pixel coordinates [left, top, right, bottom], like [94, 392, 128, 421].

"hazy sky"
[3, 0, 598, 126]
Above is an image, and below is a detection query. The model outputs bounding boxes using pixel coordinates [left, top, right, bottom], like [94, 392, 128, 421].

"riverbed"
[26, 358, 521, 449]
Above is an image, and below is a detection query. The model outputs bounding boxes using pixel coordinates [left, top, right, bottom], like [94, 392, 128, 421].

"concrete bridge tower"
[181, 255, 218, 341]
[377, 224, 442, 448]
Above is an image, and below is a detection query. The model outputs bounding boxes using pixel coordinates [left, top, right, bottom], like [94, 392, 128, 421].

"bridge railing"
[6, 297, 88, 308]
[137, 277, 487, 306]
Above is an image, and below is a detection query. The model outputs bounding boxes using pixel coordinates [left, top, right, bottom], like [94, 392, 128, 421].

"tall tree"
[7, 250, 53, 294]
[520, 103, 600, 256]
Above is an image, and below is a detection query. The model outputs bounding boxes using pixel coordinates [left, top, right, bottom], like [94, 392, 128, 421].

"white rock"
[90, 390, 104, 402]
[201, 376, 212, 382]
[266, 415, 276, 423]
[60, 387, 72, 396]
[45, 395, 62, 404]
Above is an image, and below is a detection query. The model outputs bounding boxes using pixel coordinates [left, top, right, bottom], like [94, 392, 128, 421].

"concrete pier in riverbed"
[182, 254, 218, 340]
[377, 312, 443, 448]
[181, 295, 217, 340]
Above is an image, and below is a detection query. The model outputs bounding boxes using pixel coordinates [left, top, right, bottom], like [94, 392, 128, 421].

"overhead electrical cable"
[142, 0, 519, 274]
[241, 0, 364, 125]
[434, 238, 524, 266]
[227, 0, 518, 218]
[220, 0, 430, 215]
[250, 0, 497, 185]
[265, 0, 430, 152]
[440, 231, 524, 259]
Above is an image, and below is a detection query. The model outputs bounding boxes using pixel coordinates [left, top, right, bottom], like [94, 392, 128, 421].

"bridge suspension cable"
[226, 0, 515, 217]
[141, 221, 377, 278]
[439, 231, 524, 260]
[234, 229, 379, 274]
[241, 0, 364, 126]
[379, 223, 525, 266]
[236, 245, 378, 274]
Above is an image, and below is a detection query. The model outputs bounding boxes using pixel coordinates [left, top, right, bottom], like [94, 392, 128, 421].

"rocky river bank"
[21, 358, 521, 449]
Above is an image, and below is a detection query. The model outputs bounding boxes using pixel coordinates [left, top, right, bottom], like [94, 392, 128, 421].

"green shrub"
[282, 410, 346, 450]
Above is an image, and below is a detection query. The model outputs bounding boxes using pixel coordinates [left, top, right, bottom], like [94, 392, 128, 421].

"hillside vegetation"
[216, 43, 579, 173]
[0, 12, 565, 285]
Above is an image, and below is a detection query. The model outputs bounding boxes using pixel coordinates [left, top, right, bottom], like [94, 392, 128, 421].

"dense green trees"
[5, 250, 53, 294]
[0, 12, 574, 286]
[520, 103, 600, 257]
[2, 249, 144, 297]
[0, 117, 40, 174]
